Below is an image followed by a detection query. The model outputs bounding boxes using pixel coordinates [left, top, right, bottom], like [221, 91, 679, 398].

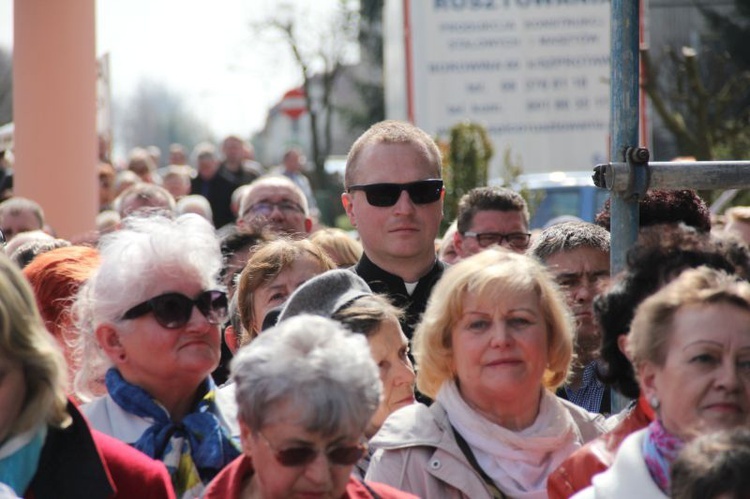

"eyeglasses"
[347, 179, 443, 207]
[244, 201, 305, 218]
[121, 290, 228, 329]
[257, 431, 366, 467]
[463, 231, 531, 250]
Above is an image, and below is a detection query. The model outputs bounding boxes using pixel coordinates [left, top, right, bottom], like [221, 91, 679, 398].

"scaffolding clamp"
[593, 147, 651, 200]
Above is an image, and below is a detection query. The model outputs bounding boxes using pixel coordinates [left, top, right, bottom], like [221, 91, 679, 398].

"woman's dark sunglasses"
[121, 290, 228, 329]
[258, 431, 365, 467]
[347, 179, 443, 207]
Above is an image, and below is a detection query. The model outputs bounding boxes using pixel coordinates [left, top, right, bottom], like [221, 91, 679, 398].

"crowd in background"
[1, 121, 750, 498]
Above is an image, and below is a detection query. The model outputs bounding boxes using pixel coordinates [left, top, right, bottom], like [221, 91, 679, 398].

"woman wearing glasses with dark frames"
[73, 215, 240, 498]
[204, 315, 416, 499]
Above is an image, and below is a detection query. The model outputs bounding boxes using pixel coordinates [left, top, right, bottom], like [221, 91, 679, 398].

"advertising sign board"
[387, 0, 611, 176]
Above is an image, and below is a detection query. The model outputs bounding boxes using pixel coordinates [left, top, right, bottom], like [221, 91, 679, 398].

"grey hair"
[231, 315, 382, 435]
[72, 214, 223, 400]
[0, 196, 45, 228]
[176, 194, 214, 224]
[529, 221, 610, 262]
[115, 183, 176, 218]
[239, 175, 310, 218]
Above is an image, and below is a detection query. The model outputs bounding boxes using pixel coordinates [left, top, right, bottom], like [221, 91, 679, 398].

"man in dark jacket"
[341, 120, 446, 339]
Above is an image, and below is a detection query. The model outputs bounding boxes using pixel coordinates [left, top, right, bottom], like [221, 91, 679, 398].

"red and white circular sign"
[280, 87, 307, 120]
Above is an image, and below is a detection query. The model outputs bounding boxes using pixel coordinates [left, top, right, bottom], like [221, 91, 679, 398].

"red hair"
[23, 246, 100, 340]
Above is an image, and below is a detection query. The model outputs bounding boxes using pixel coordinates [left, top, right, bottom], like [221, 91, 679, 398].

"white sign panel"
[406, 0, 611, 176]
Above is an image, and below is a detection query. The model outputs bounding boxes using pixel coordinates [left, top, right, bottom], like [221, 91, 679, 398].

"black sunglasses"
[347, 179, 443, 207]
[258, 431, 366, 467]
[121, 290, 228, 329]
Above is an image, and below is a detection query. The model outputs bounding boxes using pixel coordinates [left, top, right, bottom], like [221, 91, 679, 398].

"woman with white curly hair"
[75, 215, 239, 498]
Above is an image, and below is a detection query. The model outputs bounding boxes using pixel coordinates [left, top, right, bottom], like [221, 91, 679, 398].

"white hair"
[176, 195, 214, 224]
[72, 214, 223, 400]
[232, 315, 381, 435]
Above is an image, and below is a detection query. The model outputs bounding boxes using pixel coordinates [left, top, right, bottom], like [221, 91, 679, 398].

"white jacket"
[82, 393, 236, 444]
[572, 429, 667, 499]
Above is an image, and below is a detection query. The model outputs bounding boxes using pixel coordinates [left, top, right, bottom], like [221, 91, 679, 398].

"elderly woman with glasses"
[366, 249, 609, 499]
[573, 267, 750, 498]
[0, 252, 174, 498]
[74, 215, 240, 498]
[204, 315, 416, 499]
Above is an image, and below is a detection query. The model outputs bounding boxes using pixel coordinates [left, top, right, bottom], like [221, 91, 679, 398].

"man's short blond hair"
[344, 120, 442, 188]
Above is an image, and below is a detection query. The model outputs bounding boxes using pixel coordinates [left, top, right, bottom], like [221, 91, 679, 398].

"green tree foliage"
[642, 1, 750, 163]
[341, 0, 385, 130]
[259, 0, 359, 190]
[642, 1, 750, 206]
[700, 0, 750, 71]
[441, 122, 493, 232]
[641, 46, 750, 162]
[699, 0, 750, 162]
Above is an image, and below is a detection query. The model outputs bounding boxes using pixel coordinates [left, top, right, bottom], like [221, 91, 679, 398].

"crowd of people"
[1, 120, 750, 498]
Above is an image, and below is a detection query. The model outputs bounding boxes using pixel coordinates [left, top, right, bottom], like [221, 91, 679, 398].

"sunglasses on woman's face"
[257, 431, 365, 467]
[347, 179, 443, 207]
[120, 290, 228, 329]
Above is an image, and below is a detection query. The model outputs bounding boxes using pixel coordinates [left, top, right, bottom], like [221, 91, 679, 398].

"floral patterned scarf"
[642, 419, 684, 495]
[106, 368, 240, 498]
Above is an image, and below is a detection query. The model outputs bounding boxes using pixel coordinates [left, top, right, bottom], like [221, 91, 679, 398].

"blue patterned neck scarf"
[106, 368, 240, 498]
[642, 419, 684, 495]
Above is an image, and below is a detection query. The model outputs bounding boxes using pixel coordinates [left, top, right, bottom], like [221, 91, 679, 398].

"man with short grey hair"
[0, 196, 45, 241]
[529, 221, 612, 414]
[238, 176, 311, 237]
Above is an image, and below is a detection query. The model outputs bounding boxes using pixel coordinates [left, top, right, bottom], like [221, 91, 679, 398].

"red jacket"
[547, 396, 655, 499]
[204, 455, 418, 499]
[27, 401, 174, 499]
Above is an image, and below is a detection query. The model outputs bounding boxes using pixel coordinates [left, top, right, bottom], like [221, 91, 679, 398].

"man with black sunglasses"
[453, 186, 531, 258]
[341, 121, 446, 339]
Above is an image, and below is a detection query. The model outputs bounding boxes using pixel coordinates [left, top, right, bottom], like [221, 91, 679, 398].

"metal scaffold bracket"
[593, 147, 650, 199]
[594, 158, 750, 193]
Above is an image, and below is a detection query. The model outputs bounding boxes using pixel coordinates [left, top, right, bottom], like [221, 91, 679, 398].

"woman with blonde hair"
[0, 252, 174, 498]
[309, 227, 363, 268]
[574, 267, 750, 498]
[366, 249, 608, 498]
